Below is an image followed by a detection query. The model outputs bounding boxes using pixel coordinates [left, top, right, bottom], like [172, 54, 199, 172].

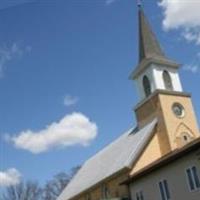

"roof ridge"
[124, 118, 157, 167]
[84, 127, 135, 164]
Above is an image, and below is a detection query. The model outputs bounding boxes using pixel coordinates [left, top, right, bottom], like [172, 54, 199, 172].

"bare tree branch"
[2, 181, 42, 200]
[43, 166, 81, 200]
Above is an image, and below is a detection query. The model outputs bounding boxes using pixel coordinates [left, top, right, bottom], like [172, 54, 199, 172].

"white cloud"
[0, 42, 31, 78]
[7, 113, 98, 154]
[64, 95, 78, 107]
[159, 0, 200, 45]
[0, 168, 21, 187]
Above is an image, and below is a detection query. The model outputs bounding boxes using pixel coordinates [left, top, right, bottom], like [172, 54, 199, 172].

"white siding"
[135, 64, 183, 100]
[135, 65, 156, 100]
[130, 149, 200, 200]
[152, 64, 183, 92]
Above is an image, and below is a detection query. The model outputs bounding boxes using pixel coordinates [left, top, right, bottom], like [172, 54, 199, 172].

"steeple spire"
[130, 6, 180, 80]
[138, 7, 165, 62]
[137, 0, 142, 8]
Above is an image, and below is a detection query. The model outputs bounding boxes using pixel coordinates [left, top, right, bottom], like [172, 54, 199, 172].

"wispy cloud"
[0, 0, 34, 10]
[183, 52, 200, 74]
[159, 1, 200, 74]
[182, 28, 200, 45]
[159, 0, 200, 45]
[0, 168, 21, 187]
[183, 64, 199, 74]
[0, 42, 31, 78]
[64, 95, 78, 107]
[105, 0, 118, 6]
[6, 113, 98, 154]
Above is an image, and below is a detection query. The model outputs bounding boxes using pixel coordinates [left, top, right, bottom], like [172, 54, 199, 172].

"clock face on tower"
[172, 103, 185, 118]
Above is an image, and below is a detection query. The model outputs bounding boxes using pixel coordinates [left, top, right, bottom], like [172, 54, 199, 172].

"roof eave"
[122, 137, 200, 185]
[60, 167, 130, 200]
[129, 57, 181, 80]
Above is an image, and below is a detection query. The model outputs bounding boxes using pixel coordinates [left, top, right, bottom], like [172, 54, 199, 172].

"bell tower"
[131, 7, 183, 100]
[130, 6, 199, 154]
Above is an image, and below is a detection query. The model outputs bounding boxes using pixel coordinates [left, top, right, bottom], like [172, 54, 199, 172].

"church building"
[57, 5, 200, 200]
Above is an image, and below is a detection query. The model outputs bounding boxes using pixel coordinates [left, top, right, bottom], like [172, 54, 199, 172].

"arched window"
[101, 184, 109, 199]
[143, 75, 151, 97]
[163, 70, 173, 91]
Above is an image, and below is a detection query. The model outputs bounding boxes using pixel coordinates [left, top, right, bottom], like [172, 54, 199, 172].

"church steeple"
[130, 6, 182, 101]
[132, 6, 199, 153]
[138, 7, 165, 62]
[130, 7, 180, 81]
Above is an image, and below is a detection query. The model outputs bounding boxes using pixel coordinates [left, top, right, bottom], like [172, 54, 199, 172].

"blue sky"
[0, 0, 200, 188]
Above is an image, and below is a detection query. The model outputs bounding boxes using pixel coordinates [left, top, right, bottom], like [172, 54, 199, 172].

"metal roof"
[57, 119, 157, 200]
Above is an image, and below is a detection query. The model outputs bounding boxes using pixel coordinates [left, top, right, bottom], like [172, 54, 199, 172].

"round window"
[172, 103, 185, 118]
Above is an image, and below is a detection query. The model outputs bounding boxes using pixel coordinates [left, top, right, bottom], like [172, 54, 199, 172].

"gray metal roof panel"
[57, 119, 157, 200]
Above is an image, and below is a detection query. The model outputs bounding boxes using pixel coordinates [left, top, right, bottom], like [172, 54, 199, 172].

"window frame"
[101, 183, 110, 200]
[85, 193, 91, 200]
[185, 166, 200, 192]
[135, 190, 144, 200]
[143, 75, 152, 98]
[158, 179, 171, 200]
[163, 70, 173, 91]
